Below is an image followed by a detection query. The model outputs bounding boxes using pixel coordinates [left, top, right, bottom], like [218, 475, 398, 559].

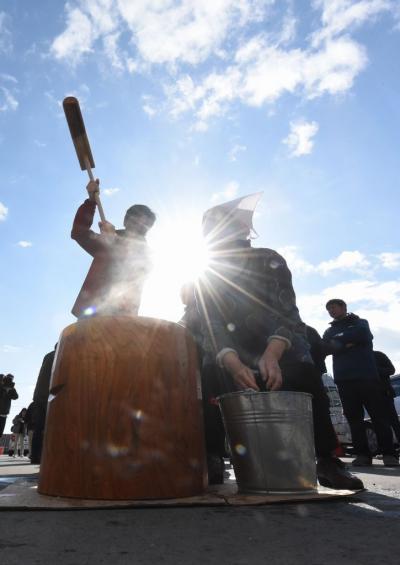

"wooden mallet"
[63, 96, 106, 223]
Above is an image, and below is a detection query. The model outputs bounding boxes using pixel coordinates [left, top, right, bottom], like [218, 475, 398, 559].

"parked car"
[322, 374, 352, 450]
[392, 374, 400, 413]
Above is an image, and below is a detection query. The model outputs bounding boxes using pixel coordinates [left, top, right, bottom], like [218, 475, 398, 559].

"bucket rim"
[217, 390, 313, 403]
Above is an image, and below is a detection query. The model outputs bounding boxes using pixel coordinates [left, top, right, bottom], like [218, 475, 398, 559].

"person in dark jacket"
[179, 282, 203, 347]
[0, 374, 18, 438]
[180, 282, 228, 481]
[196, 193, 363, 490]
[12, 408, 27, 457]
[323, 299, 398, 466]
[71, 179, 156, 318]
[305, 325, 327, 376]
[30, 346, 57, 464]
[374, 350, 400, 443]
[25, 402, 35, 457]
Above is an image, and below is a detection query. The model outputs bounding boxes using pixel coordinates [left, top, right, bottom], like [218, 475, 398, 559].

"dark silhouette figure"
[0, 374, 18, 438]
[374, 350, 400, 444]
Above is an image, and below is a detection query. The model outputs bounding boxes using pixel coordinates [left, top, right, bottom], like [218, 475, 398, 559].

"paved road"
[0, 455, 399, 565]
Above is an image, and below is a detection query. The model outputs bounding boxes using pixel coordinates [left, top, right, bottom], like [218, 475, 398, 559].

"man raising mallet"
[71, 179, 156, 318]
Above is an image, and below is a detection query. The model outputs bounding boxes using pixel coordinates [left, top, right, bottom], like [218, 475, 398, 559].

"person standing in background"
[30, 346, 57, 464]
[12, 408, 27, 457]
[374, 350, 400, 445]
[323, 299, 398, 467]
[0, 374, 19, 438]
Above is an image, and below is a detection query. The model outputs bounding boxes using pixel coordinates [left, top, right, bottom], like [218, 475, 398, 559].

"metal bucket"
[219, 391, 317, 494]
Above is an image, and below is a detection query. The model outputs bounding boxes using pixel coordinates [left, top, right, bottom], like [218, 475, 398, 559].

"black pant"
[202, 361, 337, 459]
[0, 416, 7, 438]
[381, 390, 400, 444]
[30, 402, 47, 463]
[337, 379, 396, 456]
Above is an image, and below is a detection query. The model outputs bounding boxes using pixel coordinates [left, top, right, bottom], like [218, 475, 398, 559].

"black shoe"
[207, 454, 224, 485]
[352, 454, 373, 467]
[382, 455, 399, 467]
[317, 457, 364, 490]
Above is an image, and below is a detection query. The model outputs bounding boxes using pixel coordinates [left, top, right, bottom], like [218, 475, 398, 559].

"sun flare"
[139, 214, 210, 322]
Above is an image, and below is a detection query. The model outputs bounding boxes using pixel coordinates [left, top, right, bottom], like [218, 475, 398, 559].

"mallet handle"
[84, 156, 106, 224]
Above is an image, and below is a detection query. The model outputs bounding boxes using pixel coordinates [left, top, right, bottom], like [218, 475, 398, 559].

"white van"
[322, 373, 352, 449]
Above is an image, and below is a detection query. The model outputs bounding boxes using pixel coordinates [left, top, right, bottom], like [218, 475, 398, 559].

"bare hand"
[87, 179, 100, 201]
[232, 366, 259, 391]
[98, 220, 116, 235]
[258, 354, 283, 391]
[222, 352, 259, 391]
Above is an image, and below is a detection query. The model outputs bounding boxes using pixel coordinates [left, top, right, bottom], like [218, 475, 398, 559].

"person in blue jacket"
[323, 299, 398, 467]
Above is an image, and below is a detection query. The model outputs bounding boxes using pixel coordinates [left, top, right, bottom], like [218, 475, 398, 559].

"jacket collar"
[329, 313, 359, 326]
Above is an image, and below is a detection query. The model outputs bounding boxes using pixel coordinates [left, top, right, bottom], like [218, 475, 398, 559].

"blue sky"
[1, 0, 400, 426]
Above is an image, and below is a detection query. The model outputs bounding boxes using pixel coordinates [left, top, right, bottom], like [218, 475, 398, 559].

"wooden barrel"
[38, 316, 207, 500]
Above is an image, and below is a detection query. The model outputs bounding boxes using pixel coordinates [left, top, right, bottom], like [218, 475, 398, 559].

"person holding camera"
[11, 408, 27, 457]
[0, 374, 19, 438]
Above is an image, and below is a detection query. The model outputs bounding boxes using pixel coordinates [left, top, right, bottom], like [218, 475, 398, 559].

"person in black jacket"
[374, 350, 400, 444]
[12, 408, 27, 457]
[323, 299, 398, 467]
[305, 325, 327, 377]
[29, 347, 57, 464]
[196, 194, 363, 490]
[0, 374, 19, 438]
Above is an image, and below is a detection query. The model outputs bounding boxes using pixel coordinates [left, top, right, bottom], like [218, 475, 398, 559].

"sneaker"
[382, 455, 399, 467]
[317, 457, 364, 490]
[352, 455, 373, 467]
[207, 454, 224, 485]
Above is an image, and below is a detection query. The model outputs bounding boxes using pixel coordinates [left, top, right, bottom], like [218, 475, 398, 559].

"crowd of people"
[2, 180, 399, 494]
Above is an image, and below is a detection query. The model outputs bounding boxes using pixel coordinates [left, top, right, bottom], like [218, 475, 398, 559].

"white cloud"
[17, 241, 33, 248]
[278, 247, 373, 276]
[0, 77, 18, 112]
[0, 201, 8, 220]
[277, 245, 316, 274]
[103, 31, 124, 70]
[103, 187, 120, 196]
[211, 180, 240, 203]
[0, 73, 17, 83]
[311, 0, 393, 46]
[317, 250, 371, 275]
[117, 0, 269, 66]
[142, 104, 156, 117]
[34, 139, 46, 148]
[283, 120, 319, 157]
[51, 0, 270, 69]
[377, 252, 400, 270]
[142, 95, 157, 117]
[0, 12, 12, 54]
[51, 7, 96, 65]
[229, 143, 247, 162]
[1, 344, 22, 353]
[49, 1, 398, 128]
[167, 35, 367, 126]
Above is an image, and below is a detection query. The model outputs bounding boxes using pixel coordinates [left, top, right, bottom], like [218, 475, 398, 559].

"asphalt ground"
[0, 454, 399, 565]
